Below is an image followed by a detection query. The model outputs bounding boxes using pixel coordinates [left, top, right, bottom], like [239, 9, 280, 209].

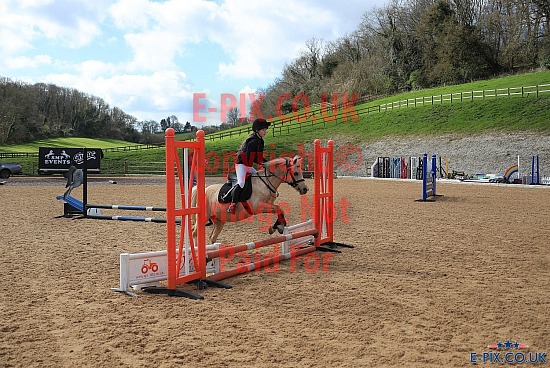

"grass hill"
[0, 137, 132, 152]
[2, 70, 550, 176]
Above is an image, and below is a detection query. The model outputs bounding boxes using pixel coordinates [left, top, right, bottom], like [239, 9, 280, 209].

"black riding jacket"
[236, 132, 265, 167]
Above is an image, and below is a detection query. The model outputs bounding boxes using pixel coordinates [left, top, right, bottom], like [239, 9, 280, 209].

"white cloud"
[109, 0, 217, 72]
[124, 30, 182, 72]
[203, 0, 368, 80]
[18, 0, 54, 7]
[75, 60, 118, 78]
[6, 55, 52, 69]
[38, 16, 101, 49]
[1, 0, 385, 125]
[107, 0, 360, 80]
[109, 0, 156, 30]
[0, 8, 38, 58]
[47, 69, 193, 118]
[0, 1, 120, 120]
[0, 0, 105, 67]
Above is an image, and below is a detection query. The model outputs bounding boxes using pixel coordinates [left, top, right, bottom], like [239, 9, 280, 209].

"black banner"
[38, 148, 102, 174]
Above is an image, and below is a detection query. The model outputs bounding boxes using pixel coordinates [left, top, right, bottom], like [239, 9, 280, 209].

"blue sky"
[0, 0, 387, 127]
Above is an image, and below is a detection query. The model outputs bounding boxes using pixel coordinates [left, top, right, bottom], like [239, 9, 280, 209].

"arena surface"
[1, 177, 549, 367]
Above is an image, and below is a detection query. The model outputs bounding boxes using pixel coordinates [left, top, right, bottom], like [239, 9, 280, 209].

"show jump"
[58, 128, 353, 299]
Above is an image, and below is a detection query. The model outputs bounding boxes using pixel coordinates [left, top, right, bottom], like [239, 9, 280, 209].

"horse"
[191, 155, 309, 244]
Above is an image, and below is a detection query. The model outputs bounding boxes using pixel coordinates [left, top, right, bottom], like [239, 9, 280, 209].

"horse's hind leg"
[191, 217, 199, 246]
[209, 221, 225, 244]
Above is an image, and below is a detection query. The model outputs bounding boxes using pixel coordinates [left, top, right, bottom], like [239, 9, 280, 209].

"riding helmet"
[252, 118, 271, 132]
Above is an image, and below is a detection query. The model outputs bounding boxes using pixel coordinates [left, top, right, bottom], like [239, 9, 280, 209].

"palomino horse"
[191, 155, 309, 244]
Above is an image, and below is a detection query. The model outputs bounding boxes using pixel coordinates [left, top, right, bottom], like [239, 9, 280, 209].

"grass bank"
[3, 70, 550, 175]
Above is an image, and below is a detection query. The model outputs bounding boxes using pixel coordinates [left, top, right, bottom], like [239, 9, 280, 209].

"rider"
[227, 118, 271, 214]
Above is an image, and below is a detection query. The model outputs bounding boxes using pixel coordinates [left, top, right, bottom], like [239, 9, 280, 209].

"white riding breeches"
[235, 164, 256, 188]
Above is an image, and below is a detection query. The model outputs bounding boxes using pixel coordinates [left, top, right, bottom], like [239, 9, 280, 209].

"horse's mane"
[263, 157, 289, 167]
[263, 156, 302, 170]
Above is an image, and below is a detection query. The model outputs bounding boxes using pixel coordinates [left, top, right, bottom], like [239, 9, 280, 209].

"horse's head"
[265, 155, 308, 195]
[262, 155, 309, 194]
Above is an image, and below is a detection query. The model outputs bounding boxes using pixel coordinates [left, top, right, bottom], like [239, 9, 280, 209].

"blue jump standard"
[56, 195, 84, 212]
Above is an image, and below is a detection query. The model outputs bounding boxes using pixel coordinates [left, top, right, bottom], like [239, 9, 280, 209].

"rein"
[252, 159, 305, 195]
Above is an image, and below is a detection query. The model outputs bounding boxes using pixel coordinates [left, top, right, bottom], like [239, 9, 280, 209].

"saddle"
[217, 173, 253, 204]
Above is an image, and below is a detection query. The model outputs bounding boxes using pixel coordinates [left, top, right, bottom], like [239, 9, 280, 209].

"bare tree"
[226, 107, 240, 126]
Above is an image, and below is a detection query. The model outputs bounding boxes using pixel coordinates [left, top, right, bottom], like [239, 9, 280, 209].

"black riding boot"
[227, 185, 243, 214]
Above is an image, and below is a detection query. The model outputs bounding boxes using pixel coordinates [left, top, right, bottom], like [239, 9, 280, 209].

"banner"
[38, 147, 102, 174]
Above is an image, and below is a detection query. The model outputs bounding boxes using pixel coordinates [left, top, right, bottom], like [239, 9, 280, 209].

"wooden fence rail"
[2, 83, 549, 159]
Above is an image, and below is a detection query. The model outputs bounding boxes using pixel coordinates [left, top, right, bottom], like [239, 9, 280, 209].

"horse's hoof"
[268, 227, 275, 235]
[277, 225, 285, 234]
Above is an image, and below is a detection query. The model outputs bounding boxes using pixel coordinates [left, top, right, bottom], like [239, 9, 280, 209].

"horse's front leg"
[266, 204, 287, 235]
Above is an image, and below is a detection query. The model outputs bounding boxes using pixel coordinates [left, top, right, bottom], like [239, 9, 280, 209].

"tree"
[0, 77, 142, 144]
[414, 0, 496, 86]
[172, 122, 185, 133]
[226, 107, 240, 126]
[138, 120, 159, 134]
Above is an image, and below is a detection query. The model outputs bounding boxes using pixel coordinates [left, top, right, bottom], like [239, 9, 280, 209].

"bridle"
[254, 158, 305, 194]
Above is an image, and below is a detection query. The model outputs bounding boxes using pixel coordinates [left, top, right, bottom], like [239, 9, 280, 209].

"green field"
[2, 70, 550, 175]
[0, 137, 132, 152]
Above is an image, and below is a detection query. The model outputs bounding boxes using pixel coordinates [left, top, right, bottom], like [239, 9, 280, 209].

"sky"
[0, 0, 387, 127]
